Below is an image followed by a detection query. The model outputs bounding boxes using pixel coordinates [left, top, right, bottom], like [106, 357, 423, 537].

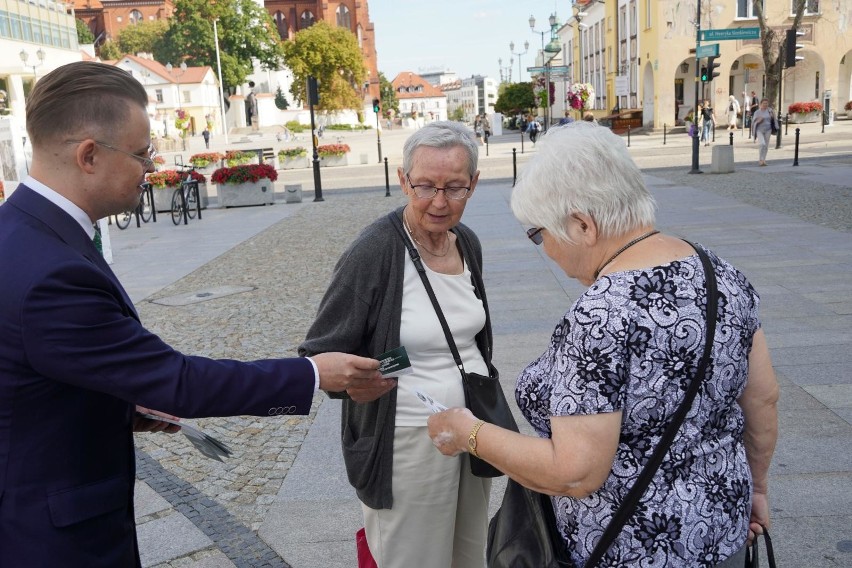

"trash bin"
[285, 184, 302, 204]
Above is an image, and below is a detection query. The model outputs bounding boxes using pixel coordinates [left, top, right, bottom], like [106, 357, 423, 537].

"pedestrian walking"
[700, 99, 716, 146]
[202, 127, 210, 149]
[751, 97, 778, 166]
[726, 95, 741, 131]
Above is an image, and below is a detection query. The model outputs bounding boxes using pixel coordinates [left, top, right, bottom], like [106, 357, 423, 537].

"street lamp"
[498, 57, 513, 84]
[213, 18, 230, 144]
[20, 48, 46, 81]
[166, 61, 188, 150]
[530, 13, 561, 131]
[509, 40, 529, 83]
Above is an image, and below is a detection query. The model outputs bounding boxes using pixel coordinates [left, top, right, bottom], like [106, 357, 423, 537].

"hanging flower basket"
[566, 83, 595, 111]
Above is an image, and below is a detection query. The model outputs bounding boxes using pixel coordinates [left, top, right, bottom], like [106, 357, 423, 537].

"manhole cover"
[151, 286, 255, 306]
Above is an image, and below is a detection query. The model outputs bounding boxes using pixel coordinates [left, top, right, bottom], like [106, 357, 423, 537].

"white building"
[391, 71, 447, 127]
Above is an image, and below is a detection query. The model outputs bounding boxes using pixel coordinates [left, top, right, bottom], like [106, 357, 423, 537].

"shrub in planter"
[211, 163, 278, 185]
[223, 150, 254, 167]
[285, 120, 306, 133]
[844, 101, 852, 112]
[317, 143, 351, 158]
[189, 152, 223, 168]
[146, 169, 182, 189]
[278, 147, 308, 159]
[787, 101, 823, 114]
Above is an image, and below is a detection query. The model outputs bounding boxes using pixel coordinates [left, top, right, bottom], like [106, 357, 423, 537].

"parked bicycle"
[171, 164, 202, 226]
[114, 183, 154, 229]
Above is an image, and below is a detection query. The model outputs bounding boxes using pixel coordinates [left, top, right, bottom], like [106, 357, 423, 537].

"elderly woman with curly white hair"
[428, 122, 779, 567]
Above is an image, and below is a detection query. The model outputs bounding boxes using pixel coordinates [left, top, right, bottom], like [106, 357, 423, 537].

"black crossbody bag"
[390, 212, 518, 478]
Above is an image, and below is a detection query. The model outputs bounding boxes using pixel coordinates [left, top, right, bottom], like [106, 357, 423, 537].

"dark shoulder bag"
[488, 242, 719, 568]
[389, 213, 518, 478]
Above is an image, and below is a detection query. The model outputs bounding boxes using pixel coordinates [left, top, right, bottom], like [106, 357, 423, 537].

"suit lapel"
[8, 185, 140, 319]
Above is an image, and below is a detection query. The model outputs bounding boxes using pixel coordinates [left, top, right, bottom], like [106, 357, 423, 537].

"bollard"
[729, 132, 734, 146]
[663, 124, 667, 145]
[822, 111, 825, 134]
[793, 128, 800, 166]
[712, 123, 716, 143]
[627, 125, 631, 147]
[384, 157, 390, 196]
[785, 114, 789, 135]
[512, 148, 517, 187]
[485, 138, 489, 157]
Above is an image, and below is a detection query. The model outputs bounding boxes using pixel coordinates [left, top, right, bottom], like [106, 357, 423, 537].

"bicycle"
[114, 183, 154, 229]
[171, 164, 201, 226]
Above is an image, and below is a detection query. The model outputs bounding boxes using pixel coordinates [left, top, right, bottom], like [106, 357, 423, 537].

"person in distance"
[0, 61, 387, 567]
[428, 122, 779, 567]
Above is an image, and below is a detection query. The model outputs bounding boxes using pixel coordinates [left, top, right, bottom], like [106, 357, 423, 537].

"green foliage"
[379, 72, 399, 117]
[76, 19, 94, 44]
[274, 87, 289, 110]
[285, 120, 306, 133]
[494, 82, 535, 115]
[326, 124, 371, 131]
[116, 20, 169, 56]
[98, 40, 122, 60]
[156, 0, 284, 91]
[449, 107, 465, 122]
[282, 21, 367, 112]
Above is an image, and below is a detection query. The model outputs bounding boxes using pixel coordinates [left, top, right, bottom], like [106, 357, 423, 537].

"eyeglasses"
[65, 139, 157, 170]
[406, 174, 471, 200]
[526, 227, 544, 245]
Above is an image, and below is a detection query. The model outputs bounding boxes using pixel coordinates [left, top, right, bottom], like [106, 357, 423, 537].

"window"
[274, 12, 288, 40]
[737, 0, 762, 18]
[645, 0, 651, 29]
[155, 89, 163, 103]
[182, 90, 190, 104]
[299, 11, 315, 30]
[336, 5, 351, 29]
[797, 0, 819, 14]
[129, 10, 143, 24]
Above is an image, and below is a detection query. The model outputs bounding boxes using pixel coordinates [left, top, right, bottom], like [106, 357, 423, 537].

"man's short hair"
[26, 61, 148, 146]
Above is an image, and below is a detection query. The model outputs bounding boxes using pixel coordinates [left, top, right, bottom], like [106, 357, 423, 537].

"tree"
[76, 19, 94, 44]
[495, 82, 535, 115]
[157, 0, 284, 91]
[116, 20, 169, 56]
[752, 0, 807, 109]
[98, 40, 122, 60]
[378, 72, 399, 118]
[281, 21, 367, 112]
[449, 107, 465, 122]
[274, 86, 289, 110]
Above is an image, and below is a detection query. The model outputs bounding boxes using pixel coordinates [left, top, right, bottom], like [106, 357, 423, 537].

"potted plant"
[278, 147, 308, 169]
[211, 163, 278, 208]
[189, 152, 223, 169]
[843, 100, 852, 118]
[152, 155, 165, 170]
[224, 150, 255, 167]
[787, 101, 823, 123]
[317, 143, 351, 167]
[146, 169, 183, 212]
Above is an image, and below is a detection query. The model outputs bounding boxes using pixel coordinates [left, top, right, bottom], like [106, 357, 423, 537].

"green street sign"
[701, 27, 760, 41]
[696, 43, 720, 58]
[526, 66, 548, 73]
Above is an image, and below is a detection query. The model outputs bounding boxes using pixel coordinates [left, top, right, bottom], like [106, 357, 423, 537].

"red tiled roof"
[391, 72, 445, 99]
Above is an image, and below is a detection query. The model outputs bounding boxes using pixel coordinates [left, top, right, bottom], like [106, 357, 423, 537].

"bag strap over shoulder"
[585, 241, 719, 567]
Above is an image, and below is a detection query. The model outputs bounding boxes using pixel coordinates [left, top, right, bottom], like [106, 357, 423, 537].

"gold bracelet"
[467, 419, 486, 458]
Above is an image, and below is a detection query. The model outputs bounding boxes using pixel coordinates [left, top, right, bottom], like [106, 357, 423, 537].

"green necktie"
[93, 223, 103, 255]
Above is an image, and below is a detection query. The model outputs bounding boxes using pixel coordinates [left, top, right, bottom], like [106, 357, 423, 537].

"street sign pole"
[690, 1, 702, 174]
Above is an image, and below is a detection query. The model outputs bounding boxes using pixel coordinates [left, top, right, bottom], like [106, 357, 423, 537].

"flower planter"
[788, 111, 821, 124]
[217, 181, 275, 208]
[320, 154, 349, 167]
[279, 155, 308, 169]
[152, 186, 179, 213]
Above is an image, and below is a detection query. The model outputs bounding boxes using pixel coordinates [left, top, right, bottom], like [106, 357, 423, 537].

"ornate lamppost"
[530, 13, 561, 131]
[20, 48, 46, 82]
[509, 40, 529, 83]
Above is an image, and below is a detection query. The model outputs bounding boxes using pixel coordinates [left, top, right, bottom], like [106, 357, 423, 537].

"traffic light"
[785, 28, 805, 67]
[372, 98, 381, 113]
[705, 55, 721, 82]
[700, 66, 708, 82]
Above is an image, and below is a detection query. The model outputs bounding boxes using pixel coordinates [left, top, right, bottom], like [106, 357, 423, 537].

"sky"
[369, 0, 566, 84]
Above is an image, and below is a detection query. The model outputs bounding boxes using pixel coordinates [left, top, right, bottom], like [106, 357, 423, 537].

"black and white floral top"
[516, 247, 760, 567]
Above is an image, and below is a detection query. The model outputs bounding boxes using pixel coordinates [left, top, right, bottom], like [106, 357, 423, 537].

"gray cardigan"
[298, 206, 493, 509]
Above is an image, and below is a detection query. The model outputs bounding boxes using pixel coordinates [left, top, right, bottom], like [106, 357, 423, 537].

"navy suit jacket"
[0, 185, 316, 567]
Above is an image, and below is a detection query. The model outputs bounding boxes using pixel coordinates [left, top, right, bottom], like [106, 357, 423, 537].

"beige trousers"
[362, 426, 491, 568]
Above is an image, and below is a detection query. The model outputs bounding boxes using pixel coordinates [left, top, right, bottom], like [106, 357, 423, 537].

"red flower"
[211, 164, 278, 185]
[788, 101, 823, 114]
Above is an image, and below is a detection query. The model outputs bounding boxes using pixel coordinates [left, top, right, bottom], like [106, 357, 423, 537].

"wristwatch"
[468, 419, 486, 458]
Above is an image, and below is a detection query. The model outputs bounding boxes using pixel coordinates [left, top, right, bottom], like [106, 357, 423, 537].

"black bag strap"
[388, 212, 468, 379]
[745, 525, 777, 568]
[585, 241, 719, 567]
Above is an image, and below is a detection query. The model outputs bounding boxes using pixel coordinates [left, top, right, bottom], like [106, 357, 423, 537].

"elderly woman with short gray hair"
[301, 121, 493, 567]
[428, 122, 779, 567]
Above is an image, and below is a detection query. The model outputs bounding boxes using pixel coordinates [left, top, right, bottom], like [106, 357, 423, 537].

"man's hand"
[311, 352, 393, 402]
[134, 406, 182, 433]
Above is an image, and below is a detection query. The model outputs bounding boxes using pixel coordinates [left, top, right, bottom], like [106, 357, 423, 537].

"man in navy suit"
[0, 61, 394, 567]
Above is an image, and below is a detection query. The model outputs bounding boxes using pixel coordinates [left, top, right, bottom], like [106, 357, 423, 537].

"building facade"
[553, 0, 852, 129]
[72, 0, 174, 44]
[391, 71, 447, 127]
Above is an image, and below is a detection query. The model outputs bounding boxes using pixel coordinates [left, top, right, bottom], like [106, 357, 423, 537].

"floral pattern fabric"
[516, 247, 760, 567]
